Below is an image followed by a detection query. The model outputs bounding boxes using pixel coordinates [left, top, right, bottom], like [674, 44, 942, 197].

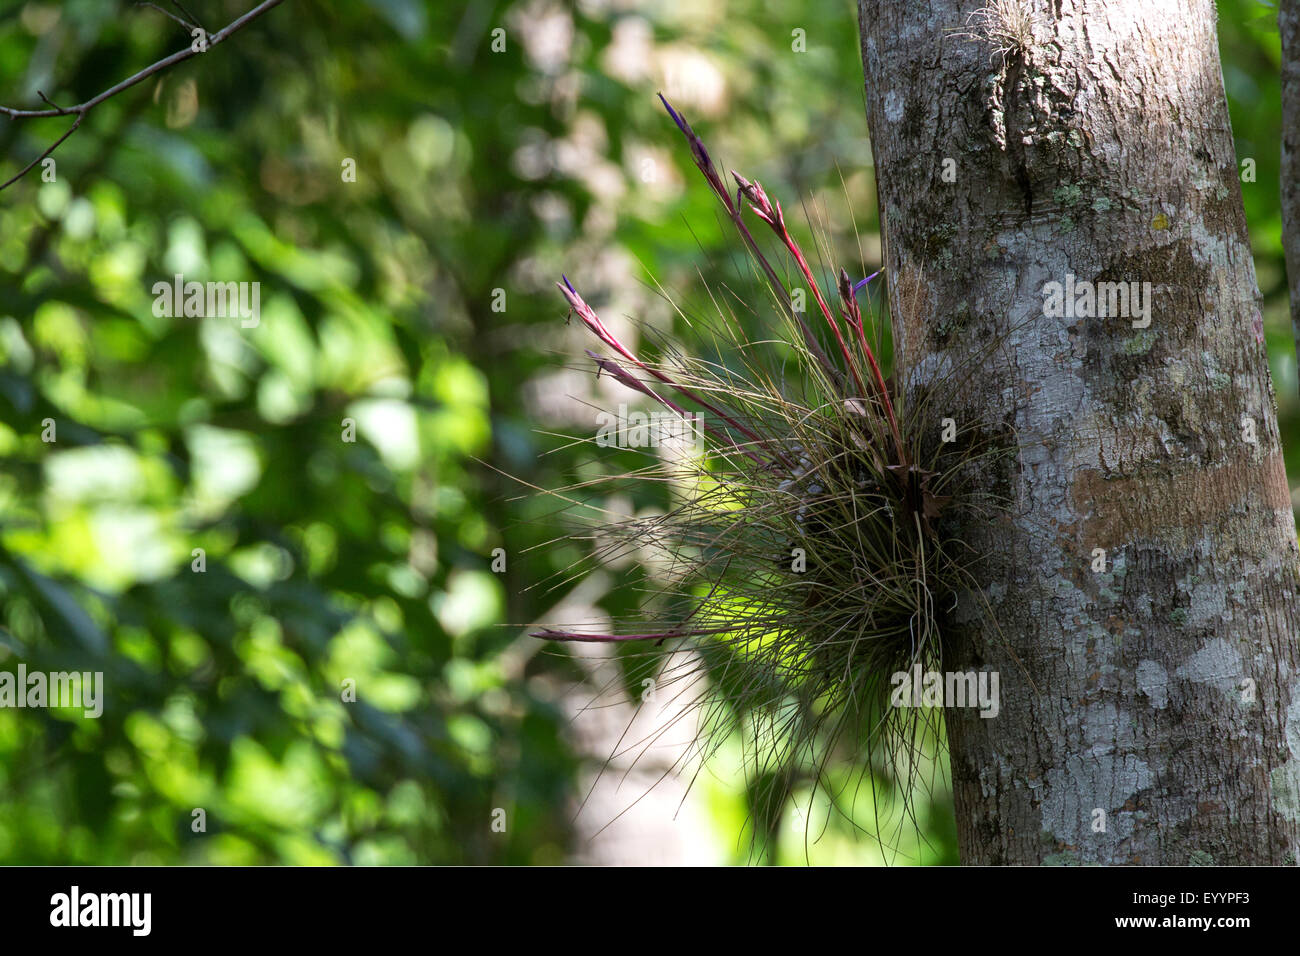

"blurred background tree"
[0, 0, 1290, 864]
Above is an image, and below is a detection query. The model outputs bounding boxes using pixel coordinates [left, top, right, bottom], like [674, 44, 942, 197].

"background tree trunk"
[858, 0, 1300, 864]
[1284, 0, 1300, 391]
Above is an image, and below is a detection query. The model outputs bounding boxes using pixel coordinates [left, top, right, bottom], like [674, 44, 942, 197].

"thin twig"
[0, 114, 83, 192]
[172, 0, 207, 32]
[0, 0, 285, 192]
[136, 2, 198, 32]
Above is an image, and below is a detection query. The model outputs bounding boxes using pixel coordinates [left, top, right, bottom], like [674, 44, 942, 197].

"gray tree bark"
[858, 0, 1300, 864]
[1284, 0, 1300, 389]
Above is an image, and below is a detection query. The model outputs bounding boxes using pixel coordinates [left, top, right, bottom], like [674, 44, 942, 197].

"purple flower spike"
[852, 271, 881, 296]
[657, 92, 690, 135]
[657, 92, 717, 190]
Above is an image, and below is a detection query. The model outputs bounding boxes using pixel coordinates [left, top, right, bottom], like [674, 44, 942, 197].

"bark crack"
[1001, 52, 1034, 216]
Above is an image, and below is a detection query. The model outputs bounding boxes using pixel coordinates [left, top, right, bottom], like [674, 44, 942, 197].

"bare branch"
[0, 0, 285, 192]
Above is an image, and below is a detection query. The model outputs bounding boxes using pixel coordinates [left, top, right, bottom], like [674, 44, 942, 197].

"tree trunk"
[1284, 0, 1300, 391]
[858, 0, 1300, 864]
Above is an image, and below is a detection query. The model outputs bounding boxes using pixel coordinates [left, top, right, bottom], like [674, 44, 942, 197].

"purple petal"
[852, 270, 881, 295]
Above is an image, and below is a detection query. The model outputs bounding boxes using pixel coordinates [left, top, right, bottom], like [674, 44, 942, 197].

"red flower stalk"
[657, 95, 840, 388]
[585, 350, 769, 467]
[837, 268, 904, 462]
[733, 170, 869, 401]
[559, 277, 790, 469]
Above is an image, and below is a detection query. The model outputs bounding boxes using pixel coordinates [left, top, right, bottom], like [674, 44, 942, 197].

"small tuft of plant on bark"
[954, 0, 1046, 66]
[526, 96, 1011, 860]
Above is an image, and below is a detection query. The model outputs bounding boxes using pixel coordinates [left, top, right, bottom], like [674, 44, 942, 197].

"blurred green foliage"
[0, 0, 1291, 865]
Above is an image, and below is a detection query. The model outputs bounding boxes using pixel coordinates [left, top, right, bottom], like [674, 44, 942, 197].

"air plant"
[951, 0, 1045, 66]
[528, 96, 1010, 860]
